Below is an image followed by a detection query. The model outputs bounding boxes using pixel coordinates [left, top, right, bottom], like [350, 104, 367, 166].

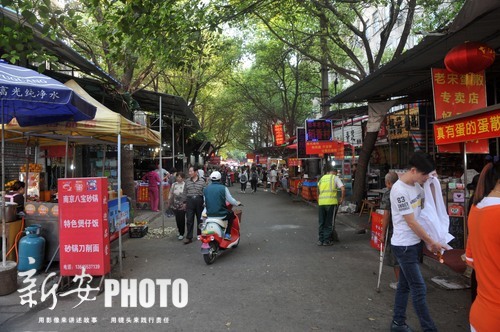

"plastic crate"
[129, 225, 148, 238]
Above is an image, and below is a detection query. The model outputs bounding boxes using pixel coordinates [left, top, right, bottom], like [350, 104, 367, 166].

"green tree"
[223, 0, 464, 205]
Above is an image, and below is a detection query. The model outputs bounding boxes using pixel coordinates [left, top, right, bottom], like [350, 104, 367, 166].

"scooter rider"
[204, 171, 241, 240]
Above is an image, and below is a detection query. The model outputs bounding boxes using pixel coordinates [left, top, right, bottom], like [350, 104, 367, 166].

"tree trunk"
[352, 100, 395, 209]
[352, 131, 378, 206]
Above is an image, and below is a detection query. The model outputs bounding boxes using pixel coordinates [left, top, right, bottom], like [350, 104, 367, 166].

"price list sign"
[305, 119, 333, 142]
[58, 177, 110, 276]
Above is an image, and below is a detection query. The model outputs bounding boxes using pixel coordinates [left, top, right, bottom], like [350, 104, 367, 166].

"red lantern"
[444, 42, 496, 73]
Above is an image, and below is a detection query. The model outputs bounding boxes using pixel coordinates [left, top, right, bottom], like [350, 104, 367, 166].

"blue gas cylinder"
[18, 224, 46, 272]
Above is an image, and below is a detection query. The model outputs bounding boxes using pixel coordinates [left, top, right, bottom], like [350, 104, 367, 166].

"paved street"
[1, 187, 470, 332]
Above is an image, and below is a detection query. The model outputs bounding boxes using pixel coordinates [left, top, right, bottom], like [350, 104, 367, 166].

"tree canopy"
[1, 0, 465, 156]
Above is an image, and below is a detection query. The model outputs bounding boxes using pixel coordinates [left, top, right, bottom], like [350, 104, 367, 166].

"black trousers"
[250, 179, 258, 192]
[224, 210, 236, 235]
[173, 209, 186, 236]
[186, 196, 204, 239]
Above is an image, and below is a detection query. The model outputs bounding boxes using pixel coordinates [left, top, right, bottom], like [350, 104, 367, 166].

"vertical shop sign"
[273, 123, 286, 146]
[297, 127, 307, 159]
[431, 68, 489, 153]
[58, 177, 110, 276]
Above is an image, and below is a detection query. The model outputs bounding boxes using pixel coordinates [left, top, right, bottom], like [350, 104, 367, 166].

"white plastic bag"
[418, 176, 454, 251]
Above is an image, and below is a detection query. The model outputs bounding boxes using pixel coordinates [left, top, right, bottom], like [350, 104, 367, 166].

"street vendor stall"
[1, 79, 161, 280]
[0, 61, 97, 295]
[432, 103, 500, 246]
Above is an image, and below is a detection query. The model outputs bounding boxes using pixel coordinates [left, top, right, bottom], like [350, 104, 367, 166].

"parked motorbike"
[198, 204, 242, 265]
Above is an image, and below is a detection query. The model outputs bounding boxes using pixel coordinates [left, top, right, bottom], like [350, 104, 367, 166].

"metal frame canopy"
[132, 89, 200, 130]
[328, 0, 500, 104]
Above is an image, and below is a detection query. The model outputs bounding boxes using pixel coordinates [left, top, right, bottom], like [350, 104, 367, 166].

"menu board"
[58, 177, 110, 276]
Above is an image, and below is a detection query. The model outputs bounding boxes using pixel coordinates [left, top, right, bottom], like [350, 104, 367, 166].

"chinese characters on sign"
[287, 158, 301, 167]
[58, 177, 110, 276]
[431, 68, 489, 153]
[0, 84, 64, 103]
[272, 123, 286, 146]
[305, 119, 333, 141]
[305, 140, 345, 158]
[434, 108, 500, 145]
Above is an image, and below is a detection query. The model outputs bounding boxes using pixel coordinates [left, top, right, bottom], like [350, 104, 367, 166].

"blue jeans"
[392, 242, 437, 332]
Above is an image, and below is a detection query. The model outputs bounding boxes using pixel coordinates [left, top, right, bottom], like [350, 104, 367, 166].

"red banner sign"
[58, 177, 110, 276]
[273, 124, 286, 146]
[434, 108, 500, 145]
[209, 155, 221, 164]
[306, 141, 344, 158]
[287, 158, 302, 166]
[432, 68, 489, 153]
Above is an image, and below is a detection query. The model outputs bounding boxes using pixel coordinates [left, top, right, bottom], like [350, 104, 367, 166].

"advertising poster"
[108, 196, 130, 242]
[58, 177, 110, 276]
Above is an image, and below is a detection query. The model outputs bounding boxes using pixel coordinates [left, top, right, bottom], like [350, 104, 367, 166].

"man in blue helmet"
[204, 171, 241, 240]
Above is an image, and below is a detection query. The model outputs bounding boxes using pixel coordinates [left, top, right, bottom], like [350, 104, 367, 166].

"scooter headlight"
[210, 236, 215, 241]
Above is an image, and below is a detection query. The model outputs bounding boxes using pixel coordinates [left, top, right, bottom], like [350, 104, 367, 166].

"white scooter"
[198, 204, 242, 265]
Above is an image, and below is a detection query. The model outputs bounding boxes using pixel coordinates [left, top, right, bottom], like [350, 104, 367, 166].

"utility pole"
[320, 1, 330, 117]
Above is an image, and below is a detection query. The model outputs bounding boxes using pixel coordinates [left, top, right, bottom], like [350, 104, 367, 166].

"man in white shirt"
[389, 151, 446, 332]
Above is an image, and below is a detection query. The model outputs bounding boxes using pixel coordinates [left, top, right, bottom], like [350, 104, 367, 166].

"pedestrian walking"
[184, 166, 206, 244]
[317, 163, 345, 246]
[142, 164, 161, 212]
[379, 171, 400, 290]
[239, 167, 248, 193]
[389, 151, 446, 332]
[167, 172, 187, 240]
[262, 166, 268, 191]
[465, 156, 500, 332]
[269, 165, 278, 194]
[250, 166, 259, 193]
